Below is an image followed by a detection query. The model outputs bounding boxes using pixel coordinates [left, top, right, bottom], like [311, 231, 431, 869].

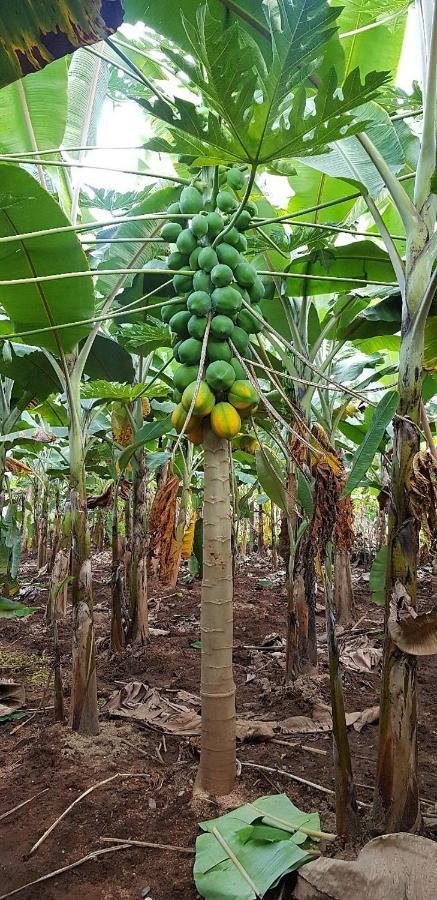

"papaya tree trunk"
[334, 548, 354, 625]
[68, 374, 98, 735]
[197, 425, 236, 795]
[128, 449, 148, 645]
[374, 322, 424, 832]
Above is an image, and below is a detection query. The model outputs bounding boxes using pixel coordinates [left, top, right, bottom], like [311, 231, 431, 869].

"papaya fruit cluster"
[162, 168, 271, 444]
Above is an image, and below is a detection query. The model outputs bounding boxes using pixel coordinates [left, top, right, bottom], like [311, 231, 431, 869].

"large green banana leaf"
[0, 60, 68, 154]
[0, 164, 95, 354]
[337, 0, 407, 80]
[0, 343, 62, 402]
[0, 1, 123, 89]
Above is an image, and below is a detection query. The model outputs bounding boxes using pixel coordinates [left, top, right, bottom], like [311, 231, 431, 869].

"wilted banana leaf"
[0, 1, 123, 89]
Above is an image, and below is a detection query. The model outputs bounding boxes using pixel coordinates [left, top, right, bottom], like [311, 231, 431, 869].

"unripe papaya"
[180, 185, 203, 215]
[181, 381, 215, 416]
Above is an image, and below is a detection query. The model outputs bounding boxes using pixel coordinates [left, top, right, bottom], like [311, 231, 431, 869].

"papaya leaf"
[136, 1, 389, 166]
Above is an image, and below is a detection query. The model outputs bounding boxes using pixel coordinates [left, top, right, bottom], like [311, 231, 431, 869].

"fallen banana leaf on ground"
[0, 680, 25, 717]
[293, 833, 437, 899]
[104, 682, 275, 740]
[194, 794, 325, 900]
[105, 683, 379, 738]
[0, 597, 36, 618]
[340, 635, 382, 673]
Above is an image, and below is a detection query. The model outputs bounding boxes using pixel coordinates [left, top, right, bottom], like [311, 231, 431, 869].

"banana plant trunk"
[37, 486, 48, 569]
[374, 320, 424, 832]
[197, 425, 236, 795]
[271, 503, 278, 569]
[333, 548, 354, 625]
[48, 487, 61, 573]
[128, 448, 148, 645]
[111, 495, 125, 653]
[69, 375, 99, 735]
[325, 545, 360, 839]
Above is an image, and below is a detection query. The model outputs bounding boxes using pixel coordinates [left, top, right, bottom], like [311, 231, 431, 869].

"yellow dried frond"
[141, 397, 151, 418]
[5, 457, 33, 476]
[181, 512, 197, 560]
[111, 404, 133, 448]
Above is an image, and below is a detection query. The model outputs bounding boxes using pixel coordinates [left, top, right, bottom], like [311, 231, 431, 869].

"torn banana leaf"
[194, 794, 321, 900]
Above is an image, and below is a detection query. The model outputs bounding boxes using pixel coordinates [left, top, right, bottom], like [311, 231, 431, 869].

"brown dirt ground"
[1, 552, 436, 900]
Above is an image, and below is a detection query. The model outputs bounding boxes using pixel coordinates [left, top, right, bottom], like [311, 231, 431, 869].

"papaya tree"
[118, 0, 398, 799]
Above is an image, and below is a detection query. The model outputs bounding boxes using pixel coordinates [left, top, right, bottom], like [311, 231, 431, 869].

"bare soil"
[1, 552, 436, 900]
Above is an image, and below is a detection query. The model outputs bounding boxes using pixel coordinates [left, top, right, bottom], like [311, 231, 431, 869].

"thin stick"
[28, 773, 150, 856]
[100, 836, 194, 853]
[240, 761, 370, 809]
[0, 845, 130, 900]
[0, 789, 49, 823]
[250, 805, 336, 841]
[211, 827, 262, 898]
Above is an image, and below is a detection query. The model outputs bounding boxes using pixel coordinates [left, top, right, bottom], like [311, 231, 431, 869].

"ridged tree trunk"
[334, 548, 354, 625]
[69, 376, 99, 735]
[196, 426, 236, 795]
[128, 449, 148, 645]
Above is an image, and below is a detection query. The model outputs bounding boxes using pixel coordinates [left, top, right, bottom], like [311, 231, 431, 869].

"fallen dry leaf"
[0, 681, 25, 717]
[389, 609, 437, 656]
[105, 682, 276, 742]
[294, 833, 437, 900]
[341, 636, 382, 673]
[345, 705, 379, 733]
